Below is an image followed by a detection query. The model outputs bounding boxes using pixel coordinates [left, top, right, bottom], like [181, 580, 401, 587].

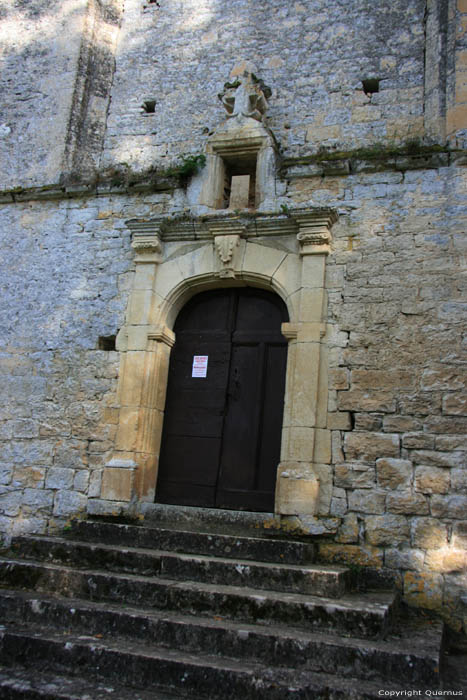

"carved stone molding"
[293, 211, 337, 256]
[214, 234, 240, 278]
[148, 325, 176, 348]
[127, 219, 163, 264]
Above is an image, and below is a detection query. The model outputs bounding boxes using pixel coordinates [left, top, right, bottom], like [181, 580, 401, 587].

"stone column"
[276, 211, 336, 516]
[100, 220, 174, 503]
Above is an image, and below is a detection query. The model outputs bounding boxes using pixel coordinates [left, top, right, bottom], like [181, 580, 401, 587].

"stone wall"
[102, 0, 428, 176]
[0, 0, 465, 634]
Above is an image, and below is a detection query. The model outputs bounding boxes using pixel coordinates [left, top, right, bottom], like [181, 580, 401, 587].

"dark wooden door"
[155, 288, 288, 512]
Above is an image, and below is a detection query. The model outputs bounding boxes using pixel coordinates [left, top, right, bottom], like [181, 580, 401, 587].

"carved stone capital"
[127, 220, 163, 264]
[148, 325, 176, 348]
[293, 211, 337, 256]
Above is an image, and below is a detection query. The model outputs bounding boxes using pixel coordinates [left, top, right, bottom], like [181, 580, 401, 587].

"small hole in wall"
[142, 99, 156, 114]
[361, 78, 380, 96]
[98, 335, 116, 351]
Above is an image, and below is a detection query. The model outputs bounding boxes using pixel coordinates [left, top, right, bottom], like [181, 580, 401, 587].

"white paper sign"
[192, 355, 208, 378]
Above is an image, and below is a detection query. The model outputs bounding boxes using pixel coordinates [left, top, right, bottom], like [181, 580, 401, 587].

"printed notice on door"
[192, 355, 208, 378]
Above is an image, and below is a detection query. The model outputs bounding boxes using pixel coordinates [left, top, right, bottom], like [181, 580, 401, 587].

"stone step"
[0, 589, 443, 685]
[0, 557, 396, 637]
[0, 665, 187, 700]
[69, 519, 317, 565]
[9, 535, 346, 597]
[0, 626, 395, 699]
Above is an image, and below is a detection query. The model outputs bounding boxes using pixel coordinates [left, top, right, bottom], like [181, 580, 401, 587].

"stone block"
[411, 450, 465, 468]
[329, 369, 349, 390]
[383, 416, 421, 433]
[0, 467, 12, 486]
[327, 412, 352, 430]
[376, 458, 412, 490]
[0, 491, 22, 517]
[386, 490, 429, 515]
[335, 513, 360, 543]
[385, 548, 425, 571]
[45, 467, 74, 490]
[414, 466, 450, 494]
[12, 467, 45, 489]
[401, 433, 435, 449]
[74, 470, 90, 492]
[319, 543, 383, 568]
[88, 470, 103, 498]
[425, 548, 467, 573]
[287, 427, 315, 462]
[338, 390, 396, 413]
[365, 514, 409, 546]
[331, 431, 344, 462]
[314, 429, 331, 464]
[351, 369, 415, 391]
[431, 494, 467, 518]
[451, 469, 467, 492]
[399, 394, 442, 416]
[229, 175, 250, 209]
[344, 432, 399, 462]
[348, 489, 386, 514]
[335, 463, 375, 489]
[10, 419, 39, 439]
[442, 394, 467, 415]
[403, 571, 443, 610]
[424, 416, 467, 434]
[421, 369, 466, 392]
[53, 490, 87, 518]
[23, 489, 54, 509]
[276, 466, 319, 516]
[330, 497, 347, 516]
[435, 435, 467, 451]
[412, 518, 448, 549]
[101, 466, 134, 502]
[452, 522, 467, 548]
[355, 414, 383, 431]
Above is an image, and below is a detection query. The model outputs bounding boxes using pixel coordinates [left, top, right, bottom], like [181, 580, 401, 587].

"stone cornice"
[129, 209, 336, 244]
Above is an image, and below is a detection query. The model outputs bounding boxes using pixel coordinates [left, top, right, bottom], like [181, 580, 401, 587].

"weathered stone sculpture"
[218, 71, 271, 122]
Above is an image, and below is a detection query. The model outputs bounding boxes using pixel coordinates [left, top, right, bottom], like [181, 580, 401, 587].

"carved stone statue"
[218, 71, 271, 122]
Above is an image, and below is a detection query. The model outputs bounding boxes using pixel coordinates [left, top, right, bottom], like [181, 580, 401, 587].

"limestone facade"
[0, 0, 466, 634]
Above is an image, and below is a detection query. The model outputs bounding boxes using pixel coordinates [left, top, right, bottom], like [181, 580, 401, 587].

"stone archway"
[96, 210, 337, 517]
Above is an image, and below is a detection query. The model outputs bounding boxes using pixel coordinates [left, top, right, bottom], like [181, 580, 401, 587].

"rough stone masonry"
[0, 0, 466, 635]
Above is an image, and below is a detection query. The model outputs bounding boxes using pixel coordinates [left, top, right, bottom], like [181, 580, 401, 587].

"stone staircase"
[0, 506, 446, 699]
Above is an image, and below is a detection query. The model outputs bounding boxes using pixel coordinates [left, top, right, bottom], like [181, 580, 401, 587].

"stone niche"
[199, 71, 278, 211]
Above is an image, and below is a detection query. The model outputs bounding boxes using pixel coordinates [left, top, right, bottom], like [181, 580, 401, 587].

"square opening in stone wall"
[222, 153, 257, 209]
[141, 99, 156, 114]
[362, 78, 380, 96]
[98, 335, 116, 351]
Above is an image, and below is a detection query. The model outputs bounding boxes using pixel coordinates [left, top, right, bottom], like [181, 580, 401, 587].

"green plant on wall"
[167, 154, 206, 181]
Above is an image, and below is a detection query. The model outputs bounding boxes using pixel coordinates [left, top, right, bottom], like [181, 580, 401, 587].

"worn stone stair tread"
[0, 625, 399, 699]
[0, 557, 394, 637]
[9, 534, 345, 591]
[0, 587, 442, 681]
[73, 518, 317, 552]
[0, 665, 187, 700]
[0, 555, 395, 612]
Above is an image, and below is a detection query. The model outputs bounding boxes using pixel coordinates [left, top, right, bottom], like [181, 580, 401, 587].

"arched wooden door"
[155, 288, 289, 512]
